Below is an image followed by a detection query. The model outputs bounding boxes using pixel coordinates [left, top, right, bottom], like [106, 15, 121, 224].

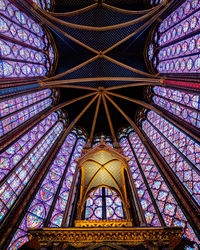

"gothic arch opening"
[0, 0, 199, 249]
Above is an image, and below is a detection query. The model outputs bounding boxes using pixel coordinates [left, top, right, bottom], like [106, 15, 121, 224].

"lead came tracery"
[148, 0, 200, 74]
[0, 0, 55, 79]
[119, 128, 199, 243]
[152, 86, 200, 129]
[0, 118, 64, 226]
[0, 89, 55, 137]
[0, 0, 199, 249]
[85, 187, 124, 220]
[142, 110, 200, 208]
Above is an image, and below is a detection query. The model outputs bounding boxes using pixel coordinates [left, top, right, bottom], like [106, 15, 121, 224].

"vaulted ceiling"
[25, 0, 170, 141]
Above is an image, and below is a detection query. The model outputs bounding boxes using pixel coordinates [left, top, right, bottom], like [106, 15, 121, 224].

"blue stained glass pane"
[8, 132, 77, 249]
[0, 84, 40, 96]
[0, 0, 55, 78]
[0, 97, 52, 137]
[49, 136, 86, 227]
[0, 112, 58, 181]
[120, 137, 161, 227]
[142, 112, 200, 244]
[85, 187, 124, 221]
[0, 121, 64, 227]
[148, 43, 154, 61]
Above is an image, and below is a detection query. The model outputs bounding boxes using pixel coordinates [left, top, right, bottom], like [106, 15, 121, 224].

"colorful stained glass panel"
[0, 98, 52, 137]
[0, 121, 63, 225]
[8, 132, 77, 249]
[129, 132, 198, 240]
[153, 96, 200, 128]
[49, 137, 86, 227]
[85, 187, 124, 221]
[120, 137, 161, 226]
[142, 113, 200, 206]
[0, 112, 58, 181]
[0, 0, 55, 78]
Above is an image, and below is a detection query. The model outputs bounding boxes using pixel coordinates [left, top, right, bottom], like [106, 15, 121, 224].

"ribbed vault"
[76, 142, 130, 219]
[1, 1, 200, 249]
[15, 0, 177, 142]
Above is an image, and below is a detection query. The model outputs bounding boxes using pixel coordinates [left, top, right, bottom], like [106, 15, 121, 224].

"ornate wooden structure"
[0, 0, 199, 249]
[28, 227, 183, 249]
[28, 142, 184, 249]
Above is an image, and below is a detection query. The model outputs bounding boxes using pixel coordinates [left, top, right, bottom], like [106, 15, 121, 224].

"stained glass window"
[153, 86, 200, 109]
[0, 0, 55, 79]
[49, 136, 86, 227]
[93, 135, 113, 148]
[0, 112, 58, 181]
[32, 0, 52, 11]
[120, 137, 161, 227]
[142, 111, 200, 207]
[85, 187, 124, 220]
[0, 89, 51, 118]
[149, 0, 200, 74]
[120, 128, 199, 243]
[0, 121, 64, 224]
[0, 89, 54, 137]
[8, 132, 78, 250]
[152, 86, 200, 129]
[148, 43, 154, 61]
[149, 0, 163, 7]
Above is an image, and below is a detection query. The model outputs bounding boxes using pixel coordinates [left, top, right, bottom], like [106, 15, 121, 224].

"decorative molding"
[28, 227, 183, 248]
[74, 219, 133, 228]
[78, 141, 130, 164]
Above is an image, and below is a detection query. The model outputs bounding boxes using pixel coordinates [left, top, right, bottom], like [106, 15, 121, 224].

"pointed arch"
[142, 110, 200, 206]
[119, 126, 200, 244]
[7, 128, 87, 249]
[84, 186, 125, 221]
